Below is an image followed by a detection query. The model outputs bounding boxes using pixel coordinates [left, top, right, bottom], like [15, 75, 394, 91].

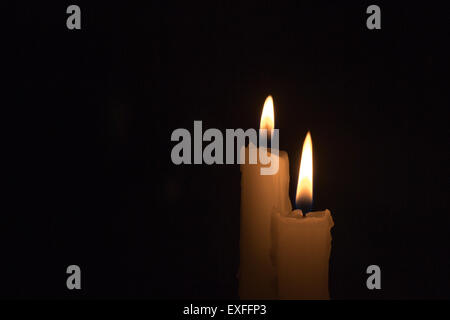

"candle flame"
[260, 95, 275, 136]
[296, 131, 313, 209]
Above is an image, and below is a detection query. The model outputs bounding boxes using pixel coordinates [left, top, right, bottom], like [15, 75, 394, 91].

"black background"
[6, 1, 449, 299]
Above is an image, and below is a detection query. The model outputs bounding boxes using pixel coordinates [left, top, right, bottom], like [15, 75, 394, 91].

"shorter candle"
[272, 132, 334, 299]
[272, 209, 333, 299]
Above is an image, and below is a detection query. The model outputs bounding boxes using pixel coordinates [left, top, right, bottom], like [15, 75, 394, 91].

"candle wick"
[297, 201, 312, 216]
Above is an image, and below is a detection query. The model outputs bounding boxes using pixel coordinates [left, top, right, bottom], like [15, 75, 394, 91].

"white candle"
[273, 209, 333, 299]
[273, 131, 334, 299]
[239, 96, 292, 299]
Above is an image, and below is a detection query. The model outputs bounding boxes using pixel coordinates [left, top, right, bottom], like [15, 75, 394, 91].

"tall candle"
[239, 96, 291, 299]
[273, 132, 334, 299]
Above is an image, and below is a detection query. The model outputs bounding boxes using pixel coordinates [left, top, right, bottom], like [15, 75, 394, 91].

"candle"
[272, 131, 334, 299]
[239, 96, 292, 299]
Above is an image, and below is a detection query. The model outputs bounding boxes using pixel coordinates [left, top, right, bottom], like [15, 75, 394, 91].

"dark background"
[5, 1, 449, 299]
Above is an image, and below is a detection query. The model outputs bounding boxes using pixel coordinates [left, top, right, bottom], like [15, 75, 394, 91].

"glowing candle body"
[272, 131, 334, 299]
[239, 147, 291, 299]
[272, 209, 334, 299]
